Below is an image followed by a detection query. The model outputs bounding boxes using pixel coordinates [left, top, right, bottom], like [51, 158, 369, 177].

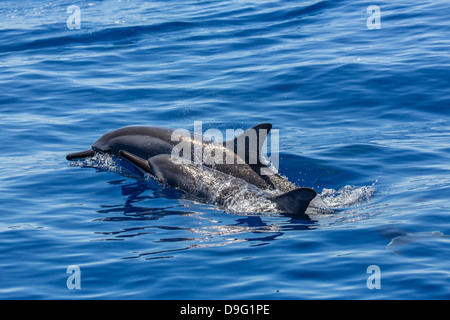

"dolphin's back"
[92, 126, 175, 159]
[142, 154, 316, 215]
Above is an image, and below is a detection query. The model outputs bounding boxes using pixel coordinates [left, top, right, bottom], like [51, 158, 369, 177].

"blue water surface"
[1, 0, 450, 299]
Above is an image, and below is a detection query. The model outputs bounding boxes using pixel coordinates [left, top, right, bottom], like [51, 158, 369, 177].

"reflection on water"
[90, 177, 377, 260]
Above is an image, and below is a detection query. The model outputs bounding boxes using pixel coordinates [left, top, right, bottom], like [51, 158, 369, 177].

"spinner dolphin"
[67, 123, 316, 215]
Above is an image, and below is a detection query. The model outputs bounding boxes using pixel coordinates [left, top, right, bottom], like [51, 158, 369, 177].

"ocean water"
[1, 0, 450, 299]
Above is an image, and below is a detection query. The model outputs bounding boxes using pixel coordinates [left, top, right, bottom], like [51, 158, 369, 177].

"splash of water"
[318, 184, 375, 208]
[67, 153, 142, 179]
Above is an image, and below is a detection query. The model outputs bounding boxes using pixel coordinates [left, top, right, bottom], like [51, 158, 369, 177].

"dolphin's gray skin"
[66, 126, 174, 161]
[120, 151, 316, 216]
[66, 123, 317, 215]
[67, 124, 297, 192]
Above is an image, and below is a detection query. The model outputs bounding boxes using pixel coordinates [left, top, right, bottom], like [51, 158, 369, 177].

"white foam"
[306, 183, 376, 216]
[68, 153, 141, 179]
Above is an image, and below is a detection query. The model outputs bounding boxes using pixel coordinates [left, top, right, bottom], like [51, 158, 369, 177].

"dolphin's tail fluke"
[66, 149, 95, 161]
[271, 187, 317, 216]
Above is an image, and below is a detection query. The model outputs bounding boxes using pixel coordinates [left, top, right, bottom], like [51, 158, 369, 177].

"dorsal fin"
[224, 123, 272, 165]
[271, 187, 317, 215]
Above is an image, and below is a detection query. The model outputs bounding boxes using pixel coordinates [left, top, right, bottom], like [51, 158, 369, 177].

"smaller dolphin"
[119, 151, 316, 216]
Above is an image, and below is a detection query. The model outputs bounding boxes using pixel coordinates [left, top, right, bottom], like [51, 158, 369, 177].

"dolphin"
[66, 123, 317, 215]
[119, 151, 316, 216]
